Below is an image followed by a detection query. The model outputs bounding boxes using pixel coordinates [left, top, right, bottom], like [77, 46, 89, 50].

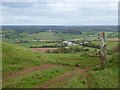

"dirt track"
[39, 67, 90, 88]
[3, 64, 65, 81]
[3, 64, 91, 88]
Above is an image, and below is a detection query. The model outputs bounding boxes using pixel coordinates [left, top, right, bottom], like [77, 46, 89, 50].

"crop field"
[31, 48, 58, 52]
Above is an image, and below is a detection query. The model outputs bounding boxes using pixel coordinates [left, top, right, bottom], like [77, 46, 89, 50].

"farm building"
[80, 41, 89, 45]
[62, 41, 73, 46]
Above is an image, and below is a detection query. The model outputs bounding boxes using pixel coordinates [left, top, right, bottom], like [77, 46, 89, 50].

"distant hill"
[2, 25, 118, 33]
[27, 32, 61, 40]
[2, 25, 118, 41]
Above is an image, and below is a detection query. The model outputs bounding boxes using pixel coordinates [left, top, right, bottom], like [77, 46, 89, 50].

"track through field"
[39, 67, 91, 88]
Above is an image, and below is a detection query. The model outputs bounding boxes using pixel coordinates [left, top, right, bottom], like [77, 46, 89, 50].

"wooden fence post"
[99, 32, 107, 67]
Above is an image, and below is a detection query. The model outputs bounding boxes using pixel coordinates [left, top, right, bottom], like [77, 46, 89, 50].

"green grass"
[70, 45, 99, 52]
[2, 42, 99, 73]
[47, 54, 99, 68]
[106, 32, 118, 39]
[3, 66, 71, 88]
[65, 75, 87, 88]
[26, 32, 60, 40]
[2, 42, 118, 88]
[18, 42, 59, 48]
[58, 32, 96, 40]
[17, 43, 31, 48]
[58, 33, 82, 40]
[92, 41, 118, 50]
[53, 74, 87, 88]
[88, 68, 118, 88]
[2, 42, 49, 73]
[106, 41, 118, 50]
[87, 53, 118, 88]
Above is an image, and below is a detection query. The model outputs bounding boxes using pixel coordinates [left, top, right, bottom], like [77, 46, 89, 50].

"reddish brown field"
[31, 48, 58, 52]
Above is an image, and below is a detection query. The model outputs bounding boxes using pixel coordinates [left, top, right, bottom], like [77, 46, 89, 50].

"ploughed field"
[2, 42, 118, 88]
[31, 48, 58, 52]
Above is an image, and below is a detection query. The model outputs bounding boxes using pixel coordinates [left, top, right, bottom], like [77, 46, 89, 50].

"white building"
[63, 41, 73, 46]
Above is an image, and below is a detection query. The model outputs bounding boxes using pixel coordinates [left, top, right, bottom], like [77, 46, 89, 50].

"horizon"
[1, 25, 118, 26]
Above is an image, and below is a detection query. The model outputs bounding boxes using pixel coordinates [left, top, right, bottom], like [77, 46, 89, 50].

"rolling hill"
[2, 42, 118, 88]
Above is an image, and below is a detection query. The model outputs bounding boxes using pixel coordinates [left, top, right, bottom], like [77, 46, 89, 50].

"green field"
[58, 32, 97, 40]
[2, 27, 119, 88]
[2, 42, 118, 88]
[25, 32, 61, 40]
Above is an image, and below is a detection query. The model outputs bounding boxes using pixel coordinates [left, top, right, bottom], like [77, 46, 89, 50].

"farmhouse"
[80, 41, 88, 45]
[49, 29, 55, 32]
[62, 41, 73, 46]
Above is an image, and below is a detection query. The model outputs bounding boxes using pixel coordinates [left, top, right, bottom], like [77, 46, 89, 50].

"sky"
[1, 0, 119, 25]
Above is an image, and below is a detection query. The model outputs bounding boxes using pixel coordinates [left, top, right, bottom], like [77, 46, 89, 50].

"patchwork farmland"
[2, 26, 119, 88]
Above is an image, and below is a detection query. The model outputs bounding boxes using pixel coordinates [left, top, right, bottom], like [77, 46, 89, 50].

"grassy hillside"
[2, 42, 118, 88]
[25, 32, 61, 40]
[88, 53, 118, 88]
[2, 42, 99, 73]
[2, 42, 49, 73]
[58, 32, 96, 40]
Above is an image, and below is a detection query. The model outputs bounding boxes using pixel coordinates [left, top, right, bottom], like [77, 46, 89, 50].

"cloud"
[1, 1, 118, 25]
[1, 0, 119, 3]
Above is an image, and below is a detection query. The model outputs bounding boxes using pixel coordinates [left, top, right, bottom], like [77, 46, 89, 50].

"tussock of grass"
[88, 53, 118, 88]
[89, 68, 118, 88]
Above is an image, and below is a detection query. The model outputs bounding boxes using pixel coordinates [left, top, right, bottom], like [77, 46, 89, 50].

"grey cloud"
[1, 1, 118, 25]
[2, 0, 119, 3]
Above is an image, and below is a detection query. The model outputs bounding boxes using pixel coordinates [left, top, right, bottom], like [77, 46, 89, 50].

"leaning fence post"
[98, 32, 107, 67]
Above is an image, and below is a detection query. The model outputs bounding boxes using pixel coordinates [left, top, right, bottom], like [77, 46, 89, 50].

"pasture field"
[92, 40, 118, 50]
[19, 42, 59, 48]
[58, 32, 97, 41]
[2, 27, 119, 88]
[26, 32, 61, 40]
[2, 42, 118, 88]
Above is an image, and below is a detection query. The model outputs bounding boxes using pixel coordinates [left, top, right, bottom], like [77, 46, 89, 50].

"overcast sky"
[1, 0, 119, 25]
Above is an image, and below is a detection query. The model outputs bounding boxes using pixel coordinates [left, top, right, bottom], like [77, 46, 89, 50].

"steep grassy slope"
[2, 42, 49, 73]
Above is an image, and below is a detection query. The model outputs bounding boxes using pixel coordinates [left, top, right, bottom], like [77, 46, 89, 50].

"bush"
[107, 53, 118, 68]
[46, 50, 51, 53]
